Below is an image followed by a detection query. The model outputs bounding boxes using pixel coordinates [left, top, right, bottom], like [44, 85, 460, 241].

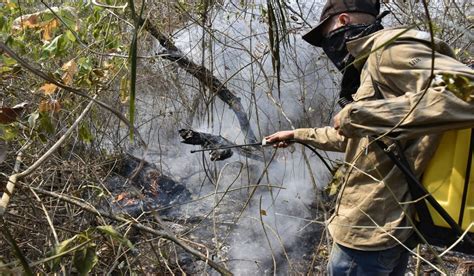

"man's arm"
[266, 127, 347, 152]
[337, 37, 474, 140]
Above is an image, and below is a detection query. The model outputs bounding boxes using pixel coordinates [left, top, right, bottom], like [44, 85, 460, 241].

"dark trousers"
[327, 242, 410, 276]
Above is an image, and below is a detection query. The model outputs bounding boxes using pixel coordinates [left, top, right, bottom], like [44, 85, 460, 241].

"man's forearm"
[294, 127, 347, 152]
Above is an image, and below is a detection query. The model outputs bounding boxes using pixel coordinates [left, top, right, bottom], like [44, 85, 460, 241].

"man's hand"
[333, 108, 350, 137]
[265, 130, 295, 148]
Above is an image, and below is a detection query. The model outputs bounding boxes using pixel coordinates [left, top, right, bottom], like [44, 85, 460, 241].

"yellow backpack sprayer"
[420, 128, 474, 251]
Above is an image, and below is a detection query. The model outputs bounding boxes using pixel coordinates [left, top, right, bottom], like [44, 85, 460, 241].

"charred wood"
[179, 129, 263, 161]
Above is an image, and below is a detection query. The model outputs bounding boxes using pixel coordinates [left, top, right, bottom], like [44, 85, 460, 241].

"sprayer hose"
[293, 141, 333, 173]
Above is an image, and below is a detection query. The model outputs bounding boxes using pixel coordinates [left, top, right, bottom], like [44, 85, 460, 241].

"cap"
[302, 0, 380, 47]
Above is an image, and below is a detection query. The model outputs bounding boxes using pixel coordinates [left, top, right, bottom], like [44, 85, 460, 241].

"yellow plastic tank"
[422, 129, 474, 232]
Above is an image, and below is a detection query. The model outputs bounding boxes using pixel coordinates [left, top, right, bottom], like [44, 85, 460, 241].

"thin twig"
[440, 222, 474, 257]
[259, 195, 277, 275]
[28, 187, 60, 245]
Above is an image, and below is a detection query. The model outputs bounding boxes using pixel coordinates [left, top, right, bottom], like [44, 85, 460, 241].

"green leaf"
[96, 225, 134, 249]
[49, 236, 77, 271]
[43, 34, 62, 54]
[39, 112, 55, 134]
[0, 125, 18, 141]
[76, 57, 95, 86]
[73, 245, 98, 276]
[56, 236, 77, 253]
[442, 73, 474, 102]
[59, 9, 76, 28]
[42, 34, 70, 58]
[1, 56, 18, 66]
[78, 57, 92, 71]
[65, 30, 76, 42]
[41, 12, 55, 22]
[79, 124, 94, 143]
[326, 163, 346, 196]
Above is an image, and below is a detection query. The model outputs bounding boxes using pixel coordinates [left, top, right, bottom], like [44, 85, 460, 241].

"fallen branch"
[0, 145, 25, 217]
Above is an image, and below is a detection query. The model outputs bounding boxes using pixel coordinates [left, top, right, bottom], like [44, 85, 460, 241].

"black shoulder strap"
[459, 129, 474, 226]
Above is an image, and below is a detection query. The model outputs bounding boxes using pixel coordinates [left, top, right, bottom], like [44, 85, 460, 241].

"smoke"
[129, 0, 341, 274]
[221, 149, 332, 274]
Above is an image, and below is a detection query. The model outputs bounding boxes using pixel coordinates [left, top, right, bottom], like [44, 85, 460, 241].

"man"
[265, 0, 474, 274]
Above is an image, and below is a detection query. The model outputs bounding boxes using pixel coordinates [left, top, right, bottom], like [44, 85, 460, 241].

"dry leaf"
[41, 18, 59, 42]
[38, 99, 61, 113]
[12, 9, 63, 42]
[62, 59, 77, 72]
[61, 59, 78, 85]
[0, 108, 20, 123]
[38, 60, 77, 94]
[115, 193, 126, 202]
[12, 14, 39, 30]
[39, 83, 58, 95]
[38, 100, 49, 113]
[0, 102, 27, 124]
[119, 76, 129, 103]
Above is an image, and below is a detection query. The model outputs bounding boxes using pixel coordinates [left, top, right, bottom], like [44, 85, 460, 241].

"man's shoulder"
[370, 27, 455, 57]
[348, 26, 455, 62]
[372, 26, 432, 46]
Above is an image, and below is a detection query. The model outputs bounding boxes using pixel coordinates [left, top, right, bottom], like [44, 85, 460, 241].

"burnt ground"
[102, 155, 191, 218]
[407, 246, 474, 275]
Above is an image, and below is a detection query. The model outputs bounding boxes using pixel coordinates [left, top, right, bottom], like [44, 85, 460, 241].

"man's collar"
[346, 26, 410, 69]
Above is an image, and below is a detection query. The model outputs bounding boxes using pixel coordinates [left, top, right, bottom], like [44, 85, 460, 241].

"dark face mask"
[321, 24, 369, 72]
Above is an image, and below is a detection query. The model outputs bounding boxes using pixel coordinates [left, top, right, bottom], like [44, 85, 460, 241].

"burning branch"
[179, 129, 263, 161]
